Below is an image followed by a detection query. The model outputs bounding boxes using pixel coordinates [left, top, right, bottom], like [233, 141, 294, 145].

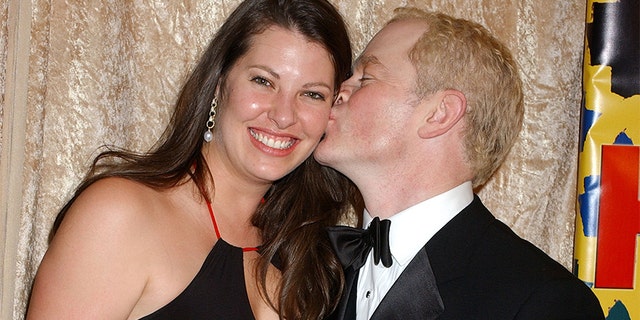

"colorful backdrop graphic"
[574, 0, 640, 319]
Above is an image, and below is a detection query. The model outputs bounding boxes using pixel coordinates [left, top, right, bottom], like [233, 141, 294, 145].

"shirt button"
[365, 291, 371, 298]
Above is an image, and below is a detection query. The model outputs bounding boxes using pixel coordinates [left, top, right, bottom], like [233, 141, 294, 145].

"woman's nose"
[267, 95, 296, 129]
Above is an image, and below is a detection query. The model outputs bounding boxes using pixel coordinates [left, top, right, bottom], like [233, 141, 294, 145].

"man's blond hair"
[389, 8, 524, 187]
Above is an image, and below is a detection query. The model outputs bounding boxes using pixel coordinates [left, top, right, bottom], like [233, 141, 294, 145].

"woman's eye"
[304, 91, 326, 101]
[252, 76, 272, 87]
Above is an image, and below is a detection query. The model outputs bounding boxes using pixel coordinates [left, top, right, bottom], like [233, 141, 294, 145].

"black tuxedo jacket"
[329, 196, 604, 320]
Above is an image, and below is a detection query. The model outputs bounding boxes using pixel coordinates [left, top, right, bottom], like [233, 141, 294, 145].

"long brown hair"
[51, 0, 358, 318]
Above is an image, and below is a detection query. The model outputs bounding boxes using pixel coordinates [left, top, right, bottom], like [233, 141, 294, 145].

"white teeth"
[250, 130, 295, 150]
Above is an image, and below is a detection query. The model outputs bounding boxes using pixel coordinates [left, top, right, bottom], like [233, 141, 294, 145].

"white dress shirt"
[355, 182, 474, 320]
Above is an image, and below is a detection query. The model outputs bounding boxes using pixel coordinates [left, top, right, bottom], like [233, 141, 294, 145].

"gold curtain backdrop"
[1, 0, 586, 318]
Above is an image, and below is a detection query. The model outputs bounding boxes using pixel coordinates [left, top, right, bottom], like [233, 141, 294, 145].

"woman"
[26, 0, 358, 318]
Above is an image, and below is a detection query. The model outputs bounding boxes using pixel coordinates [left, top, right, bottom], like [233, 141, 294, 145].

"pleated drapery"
[1, 1, 587, 318]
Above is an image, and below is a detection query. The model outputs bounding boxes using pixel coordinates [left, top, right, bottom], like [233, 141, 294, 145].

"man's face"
[315, 19, 428, 177]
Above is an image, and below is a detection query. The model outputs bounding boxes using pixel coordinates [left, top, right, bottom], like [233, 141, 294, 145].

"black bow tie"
[327, 217, 393, 269]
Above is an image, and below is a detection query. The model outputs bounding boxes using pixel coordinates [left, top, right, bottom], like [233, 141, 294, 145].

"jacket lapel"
[331, 196, 491, 320]
[370, 249, 444, 320]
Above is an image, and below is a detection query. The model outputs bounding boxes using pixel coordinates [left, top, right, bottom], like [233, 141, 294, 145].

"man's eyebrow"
[354, 54, 383, 69]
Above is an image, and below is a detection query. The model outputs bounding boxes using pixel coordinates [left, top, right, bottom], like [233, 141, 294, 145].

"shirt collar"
[362, 181, 474, 266]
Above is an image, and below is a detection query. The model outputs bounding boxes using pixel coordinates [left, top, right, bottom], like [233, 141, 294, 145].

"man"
[316, 7, 604, 320]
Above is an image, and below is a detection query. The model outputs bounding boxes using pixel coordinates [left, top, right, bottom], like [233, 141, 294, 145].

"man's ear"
[418, 90, 467, 139]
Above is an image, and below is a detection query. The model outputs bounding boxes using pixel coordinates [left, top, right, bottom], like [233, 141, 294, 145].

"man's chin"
[313, 143, 335, 167]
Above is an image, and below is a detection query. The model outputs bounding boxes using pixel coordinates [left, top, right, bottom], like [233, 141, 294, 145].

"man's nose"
[334, 85, 353, 106]
[334, 91, 346, 105]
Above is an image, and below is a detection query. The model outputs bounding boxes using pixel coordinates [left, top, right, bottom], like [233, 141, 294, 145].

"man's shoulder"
[474, 211, 573, 278]
[428, 197, 583, 288]
[429, 205, 603, 319]
[440, 196, 569, 274]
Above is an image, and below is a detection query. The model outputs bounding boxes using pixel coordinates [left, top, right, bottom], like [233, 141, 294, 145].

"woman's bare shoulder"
[27, 177, 167, 318]
[52, 178, 161, 241]
[72, 177, 158, 216]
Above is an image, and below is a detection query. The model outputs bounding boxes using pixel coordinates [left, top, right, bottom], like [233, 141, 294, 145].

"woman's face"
[211, 26, 335, 184]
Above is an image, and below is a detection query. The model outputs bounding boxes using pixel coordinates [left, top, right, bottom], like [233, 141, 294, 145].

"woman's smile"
[248, 128, 298, 152]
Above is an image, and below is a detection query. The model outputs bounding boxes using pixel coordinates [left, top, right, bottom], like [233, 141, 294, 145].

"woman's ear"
[418, 90, 467, 139]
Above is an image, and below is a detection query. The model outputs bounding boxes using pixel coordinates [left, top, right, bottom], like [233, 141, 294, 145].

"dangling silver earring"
[203, 97, 217, 142]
